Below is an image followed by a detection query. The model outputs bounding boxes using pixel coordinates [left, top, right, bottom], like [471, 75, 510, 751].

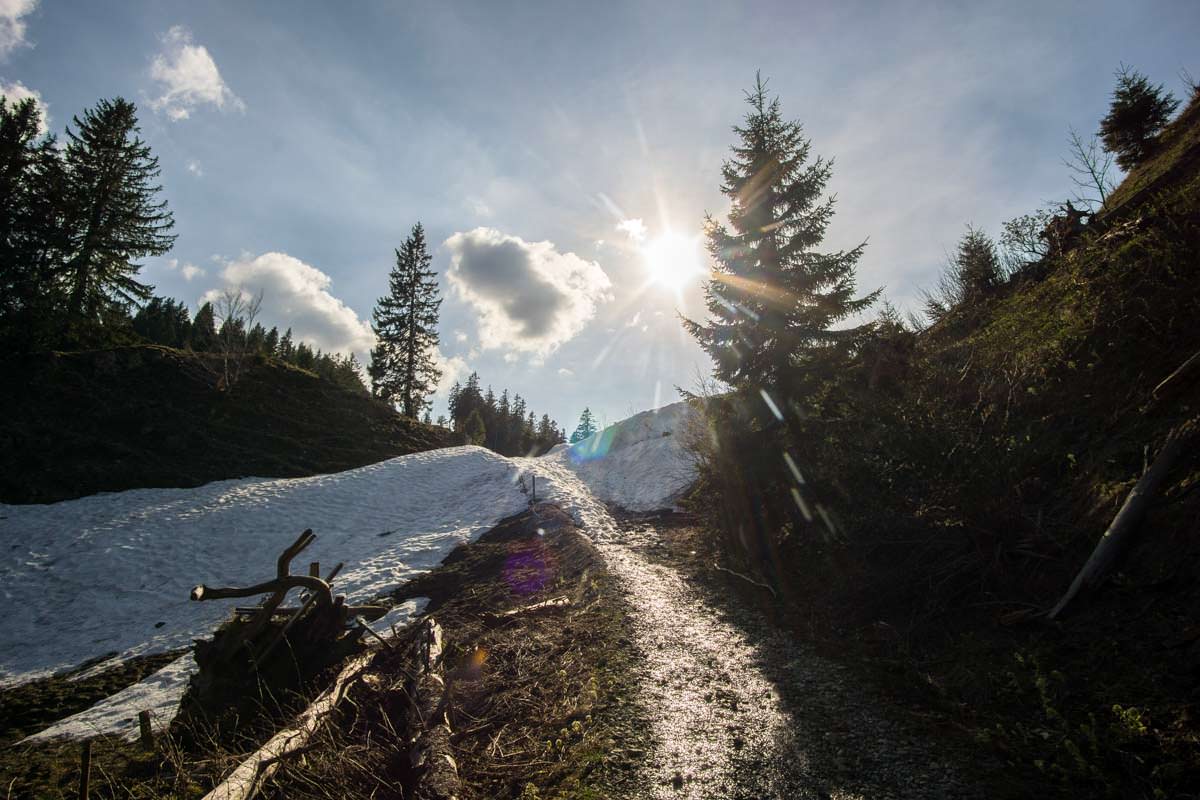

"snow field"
[1, 402, 697, 740]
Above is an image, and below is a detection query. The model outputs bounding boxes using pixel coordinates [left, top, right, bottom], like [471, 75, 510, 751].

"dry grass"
[265, 507, 649, 800]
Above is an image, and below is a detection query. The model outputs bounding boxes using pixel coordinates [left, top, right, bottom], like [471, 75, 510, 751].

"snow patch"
[552, 401, 696, 511]
[0, 446, 527, 689]
[0, 404, 698, 741]
[24, 654, 198, 743]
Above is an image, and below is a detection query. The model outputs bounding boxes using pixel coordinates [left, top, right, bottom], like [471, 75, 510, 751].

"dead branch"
[1152, 349, 1200, 402]
[712, 562, 778, 598]
[483, 596, 572, 625]
[190, 575, 333, 609]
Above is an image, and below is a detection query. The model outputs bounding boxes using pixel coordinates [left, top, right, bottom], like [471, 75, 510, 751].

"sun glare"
[642, 231, 704, 291]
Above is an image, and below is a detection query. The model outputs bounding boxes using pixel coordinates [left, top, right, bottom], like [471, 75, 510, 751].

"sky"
[3, 0, 1198, 431]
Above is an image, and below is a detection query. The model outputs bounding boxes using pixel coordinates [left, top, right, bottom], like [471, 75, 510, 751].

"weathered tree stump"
[176, 529, 386, 739]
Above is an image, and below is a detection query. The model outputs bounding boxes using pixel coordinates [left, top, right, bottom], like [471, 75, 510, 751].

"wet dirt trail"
[522, 457, 984, 800]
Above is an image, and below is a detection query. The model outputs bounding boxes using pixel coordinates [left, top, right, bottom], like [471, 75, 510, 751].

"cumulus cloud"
[0, 0, 35, 58]
[444, 227, 612, 358]
[201, 252, 373, 356]
[616, 218, 647, 242]
[186, 159, 203, 177]
[435, 349, 469, 395]
[180, 263, 205, 281]
[149, 26, 244, 121]
[0, 79, 47, 134]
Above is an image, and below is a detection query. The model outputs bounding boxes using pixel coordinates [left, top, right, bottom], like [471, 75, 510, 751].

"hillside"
[0, 345, 457, 504]
[683, 93, 1200, 797]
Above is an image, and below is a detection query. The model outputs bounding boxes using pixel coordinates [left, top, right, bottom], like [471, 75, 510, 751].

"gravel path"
[523, 456, 984, 799]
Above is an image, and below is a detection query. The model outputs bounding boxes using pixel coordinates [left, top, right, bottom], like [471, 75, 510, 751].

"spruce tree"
[464, 409, 487, 446]
[190, 302, 218, 351]
[132, 296, 191, 347]
[0, 95, 67, 348]
[264, 325, 279, 357]
[60, 98, 175, 320]
[1099, 65, 1180, 170]
[570, 407, 597, 443]
[683, 74, 878, 399]
[370, 222, 443, 417]
[278, 327, 295, 361]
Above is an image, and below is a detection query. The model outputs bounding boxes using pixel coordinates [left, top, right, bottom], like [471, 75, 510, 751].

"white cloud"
[434, 348, 469, 396]
[557, 367, 574, 377]
[444, 227, 612, 359]
[616, 218, 647, 242]
[201, 252, 373, 356]
[0, 0, 35, 59]
[180, 263, 205, 281]
[149, 26, 244, 121]
[465, 196, 492, 218]
[0, 78, 47, 134]
[454, 330, 468, 343]
[186, 159, 203, 177]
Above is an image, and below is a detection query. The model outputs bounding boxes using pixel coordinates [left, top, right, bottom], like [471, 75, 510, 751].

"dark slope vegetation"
[690, 95, 1200, 797]
[0, 345, 457, 503]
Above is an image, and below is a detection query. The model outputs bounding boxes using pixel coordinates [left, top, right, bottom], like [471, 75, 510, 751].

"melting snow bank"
[1, 404, 698, 741]
[23, 654, 199, 743]
[0, 446, 527, 691]
[550, 401, 696, 512]
[22, 598, 430, 744]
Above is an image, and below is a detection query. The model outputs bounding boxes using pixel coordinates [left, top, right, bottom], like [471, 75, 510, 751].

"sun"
[642, 231, 704, 291]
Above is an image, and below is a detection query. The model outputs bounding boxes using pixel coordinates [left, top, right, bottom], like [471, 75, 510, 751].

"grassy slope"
[864, 103, 1200, 796]
[0, 345, 458, 504]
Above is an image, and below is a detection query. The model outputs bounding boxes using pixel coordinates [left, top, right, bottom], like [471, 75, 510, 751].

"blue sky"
[3, 0, 1197, 430]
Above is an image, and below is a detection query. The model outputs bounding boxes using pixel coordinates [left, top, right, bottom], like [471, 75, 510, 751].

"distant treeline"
[133, 296, 366, 394]
[445, 372, 564, 456]
[0, 92, 369, 396]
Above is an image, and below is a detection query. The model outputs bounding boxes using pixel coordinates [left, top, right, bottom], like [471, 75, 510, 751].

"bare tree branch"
[1064, 126, 1115, 211]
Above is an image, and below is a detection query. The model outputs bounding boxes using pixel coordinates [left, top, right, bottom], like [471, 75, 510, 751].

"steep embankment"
[0, 345, 456, 503]
[687, 95, 1200, 797]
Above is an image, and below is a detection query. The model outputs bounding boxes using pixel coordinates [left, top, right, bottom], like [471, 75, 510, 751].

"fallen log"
[1049, 420, 1195, 620]
[202, 651, 375, 800]
[482, 595, 572, 625]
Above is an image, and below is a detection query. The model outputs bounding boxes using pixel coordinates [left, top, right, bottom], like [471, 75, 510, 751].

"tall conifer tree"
[370, 223, 443, 417]
[0, 95, 66, 347]
[60, 98, 175, 320]
[683, 74, 877, 400]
